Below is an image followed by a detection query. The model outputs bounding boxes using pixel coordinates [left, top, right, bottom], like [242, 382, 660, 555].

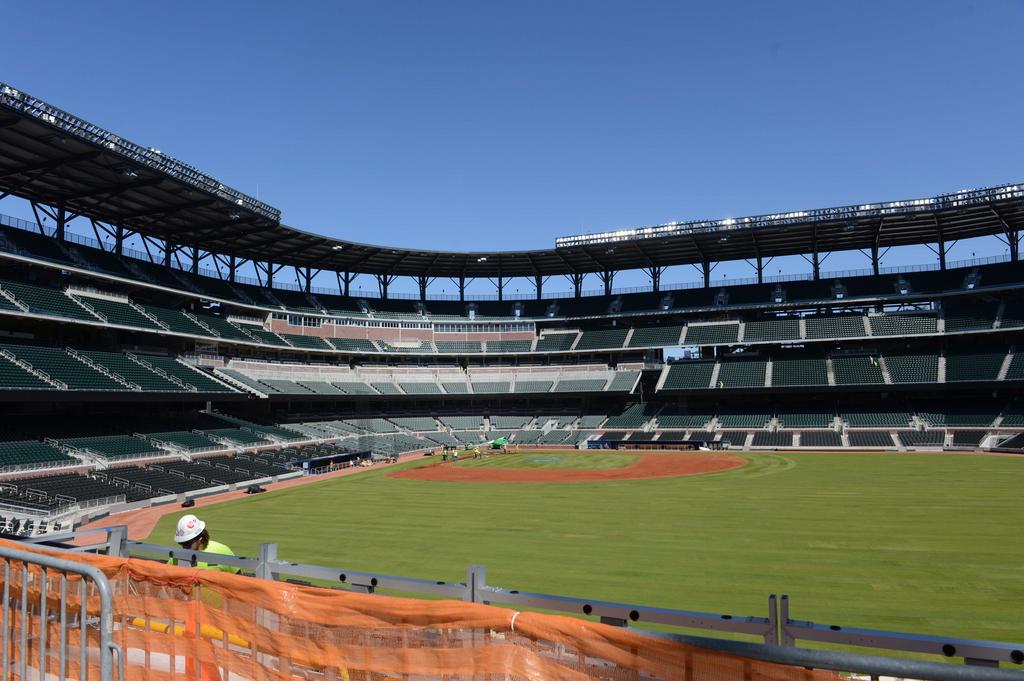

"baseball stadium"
[0, 79, 1022, 681]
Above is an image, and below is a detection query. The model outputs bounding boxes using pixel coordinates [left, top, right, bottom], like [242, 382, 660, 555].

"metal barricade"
[0, 542, 121, 681]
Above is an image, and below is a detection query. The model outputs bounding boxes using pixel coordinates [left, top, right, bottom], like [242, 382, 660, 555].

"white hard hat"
[174, 514, 206, 544]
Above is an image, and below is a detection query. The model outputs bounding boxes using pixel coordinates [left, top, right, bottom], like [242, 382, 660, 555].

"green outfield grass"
[147, 450, 1024, 648]
[453, 451, 635, 469]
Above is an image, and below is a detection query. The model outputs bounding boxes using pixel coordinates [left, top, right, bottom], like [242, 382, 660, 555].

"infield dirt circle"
[389, 452, 747, 483]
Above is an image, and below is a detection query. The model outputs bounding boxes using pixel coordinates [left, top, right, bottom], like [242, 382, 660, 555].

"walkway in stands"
[73, 453, 419, 544]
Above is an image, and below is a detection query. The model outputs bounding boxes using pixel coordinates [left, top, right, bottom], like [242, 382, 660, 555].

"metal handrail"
[22, 526, 1024, 679]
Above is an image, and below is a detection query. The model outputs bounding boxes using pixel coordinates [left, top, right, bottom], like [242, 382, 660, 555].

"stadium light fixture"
[332, 244, 344, 251]
[228, 212, 241, 220]
[477, 256, 487, 262]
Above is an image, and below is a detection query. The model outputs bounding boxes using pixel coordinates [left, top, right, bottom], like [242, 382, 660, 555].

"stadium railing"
[18, 525, 1023, 680]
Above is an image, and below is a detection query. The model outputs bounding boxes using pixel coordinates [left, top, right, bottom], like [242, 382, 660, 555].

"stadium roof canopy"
[1, 81, 1022, 280]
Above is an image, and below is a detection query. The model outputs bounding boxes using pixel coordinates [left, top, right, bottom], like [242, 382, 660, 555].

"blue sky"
[2, 1, 1021, 295]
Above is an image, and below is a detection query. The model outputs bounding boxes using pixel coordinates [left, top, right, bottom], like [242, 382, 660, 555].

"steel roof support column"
[376, 274, 397, 299]
[690, 260, 712, 288]
[533, 274, 550, 301]
[417, 275, 429, 302]
[54, 202, 66, 242]
[599, 270, 615, 296]
[163, 242, 174, 268]
[935, 215, 946, 270]
[565, 273, 584, 298]
[190, 247, 199, 274]
[115, 225, 126, 256]
[643, 266, 665, 292]
[298, 266, 316, 293]
[989, 207, 1019, 262]
[337, 271, 356, 297]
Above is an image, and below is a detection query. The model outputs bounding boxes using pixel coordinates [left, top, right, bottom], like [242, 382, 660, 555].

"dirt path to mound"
[72, 454, 418, 545]
[388, 452, 747, 483]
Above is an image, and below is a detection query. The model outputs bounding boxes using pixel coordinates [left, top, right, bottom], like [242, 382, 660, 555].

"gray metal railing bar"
[639, 629, 1024, 681]
[477, 583, 775, 638]
[31, 526, 1024, 675]
[0, 541, 121, 681]
[780, 595, 1024, 665]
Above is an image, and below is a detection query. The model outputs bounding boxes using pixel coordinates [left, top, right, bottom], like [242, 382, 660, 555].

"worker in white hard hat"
[168, 514, 240, 574]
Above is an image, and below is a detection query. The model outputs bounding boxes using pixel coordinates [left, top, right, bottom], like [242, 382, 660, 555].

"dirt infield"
[388, 452, 747, 483]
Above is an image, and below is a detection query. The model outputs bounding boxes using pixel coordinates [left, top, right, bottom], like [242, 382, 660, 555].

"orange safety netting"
[0, 538, 839, 681]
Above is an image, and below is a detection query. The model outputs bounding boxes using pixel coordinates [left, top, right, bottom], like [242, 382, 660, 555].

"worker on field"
[169, 514, 241, 574]
[168, 514, 240, 681]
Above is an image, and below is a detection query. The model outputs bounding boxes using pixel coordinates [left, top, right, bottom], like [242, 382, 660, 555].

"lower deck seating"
[717, 414, 769, 428]
[896, 430, 945, 447]
[847, 431, 895, 447]
[799, 431, 842, 447]
[776, 412, 834, 428]
[951, 431, 987, 447]
[0, 441, 77, 470]
[656, 413, 713, 429]
[751, 431, 793, 447]
[843, 411, 912, 427]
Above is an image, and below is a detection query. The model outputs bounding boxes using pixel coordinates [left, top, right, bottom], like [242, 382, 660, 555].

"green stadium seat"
[535, 333, 578, 352]
[626, 326, 683, 348]
[805, 315, 865, 340]
[400, 382, 443, 394]
[326, 337, 379, 353]
[141, 305, 219, 337]
[716, 361, 766, 388]
[771, 358, 827, 386]
[71, 295, 163, 330]
[0, 344, 124, 390]
[884, 353, 939, 383]
[486, 339, 532, 353]
[831, 356, 884, 385]
[0, 279, 101, 322]
[472, 382, 510, 393]
[552, 378, 608, 392]
[436, 340, 482, 353]
[683, 323, 739, 345]
[0, 353, 55, 390]
[575, 329, 628, 351]
[140, 356, 234, 393]
[513, 380, 553, 393]
[743, 319, 800, 342]
[279, 333, 334, 351]
[606, 371, 639, 392]
[660, 362, 714, 390]
[869, 314, 938, 336]
[945, 351, 1005, 382]
[78, 350, 183, 391]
